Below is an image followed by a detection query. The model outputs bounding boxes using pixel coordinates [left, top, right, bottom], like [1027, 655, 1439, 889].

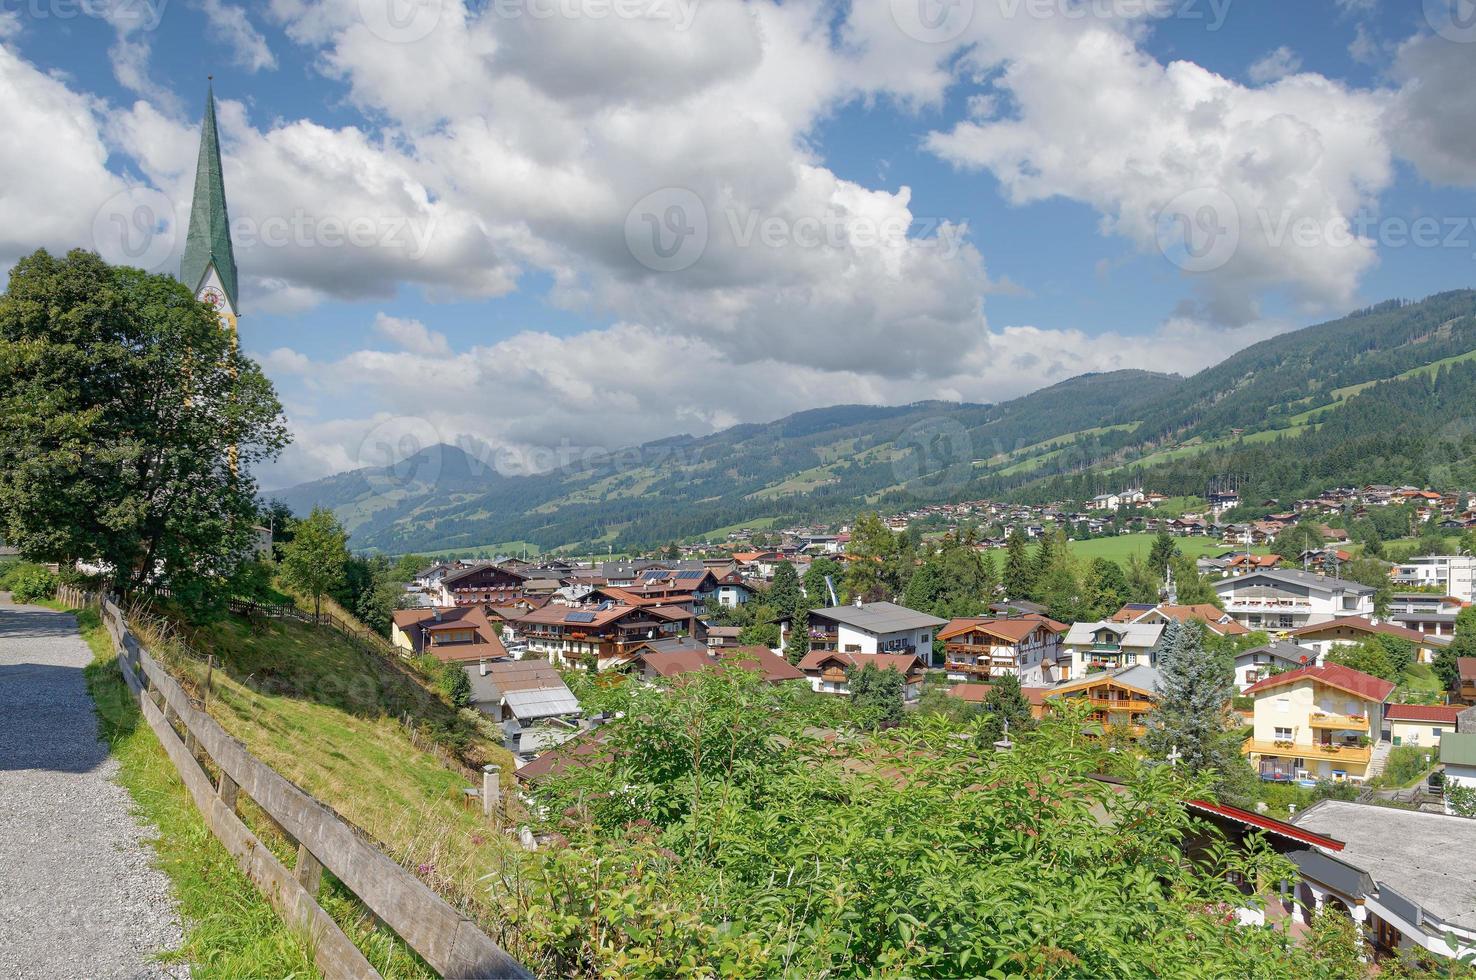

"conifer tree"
[1146, 620, 1252, 803]
[1003, 530, 1034, 599]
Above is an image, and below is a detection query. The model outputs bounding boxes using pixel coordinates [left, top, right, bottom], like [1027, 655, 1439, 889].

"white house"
[1233, 640, 1316, 691]
[1291, 801, 1476, 961]
[1061, 621, 1164, 678]
[1213, 569, 1376, 631]
[1442, 732, 1476, 816]
[1391, 555, 1476, 604]
[792, 601, 949, 665]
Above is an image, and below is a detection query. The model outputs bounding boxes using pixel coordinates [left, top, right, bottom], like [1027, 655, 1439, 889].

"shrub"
[440, 661, 472, 708]
[8, 564, 57, 604]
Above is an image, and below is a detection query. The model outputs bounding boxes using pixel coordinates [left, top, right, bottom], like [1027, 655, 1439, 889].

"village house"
[1289, 801, 1476, 961]
[390, 606, 508, 661]
[796, 650, 926, 701]
[1242, 663, 1394, 783]
[434, 562, 530, 606]
[937, 615, 1068, 685]
[1459, 658, 1476, 705]
[1213, 568, 1376, 631]
[1384, 703, 1463, 748]
[1233, 640, 1316, 691]
[783, 601, 948, 665]
[1109, 602, 1250, 639]
[632, 645, 805, 685]
[1391, 554, 1476, 604]
[1043, 666, 1161, 738]
[1062, 621, 1164, 678]
[1387, 593, 1465, 637]
[507, 602, 697, 670]
[463, 658, 580, 726]
[1287, 616, 1449, 664]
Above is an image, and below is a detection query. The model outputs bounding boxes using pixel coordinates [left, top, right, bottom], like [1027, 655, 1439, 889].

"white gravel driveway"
[0, 598, 186, 979]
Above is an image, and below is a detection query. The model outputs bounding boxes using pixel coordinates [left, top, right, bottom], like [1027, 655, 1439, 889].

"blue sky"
[2, 0, 1474, 488]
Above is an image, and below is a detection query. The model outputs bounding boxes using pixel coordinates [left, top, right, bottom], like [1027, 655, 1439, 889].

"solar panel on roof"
[564, 611, 597, 623]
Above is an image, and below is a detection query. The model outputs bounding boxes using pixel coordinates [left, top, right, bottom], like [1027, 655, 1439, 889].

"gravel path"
[0, 598, 187, 979]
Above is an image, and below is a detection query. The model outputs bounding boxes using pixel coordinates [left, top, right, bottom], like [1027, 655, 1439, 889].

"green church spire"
[181, 81, 238, 310]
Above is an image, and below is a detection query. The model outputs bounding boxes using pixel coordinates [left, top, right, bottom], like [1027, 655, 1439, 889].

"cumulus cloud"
[373, 313, 451, 355]
[1385, 32, 1476, 187]
[1248, 46, 1302, 84]
[926, 22, 1392, 324]
[196, 0, 278, 72]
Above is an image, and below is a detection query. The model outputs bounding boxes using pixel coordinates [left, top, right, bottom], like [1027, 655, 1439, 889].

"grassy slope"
[982, 532, 1262, 564]
[76, 607, 320, 978]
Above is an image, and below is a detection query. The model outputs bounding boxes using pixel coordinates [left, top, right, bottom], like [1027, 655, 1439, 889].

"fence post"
[295, 843, 324, 897]
[482, 764, 501, 821]
[219, 772, 239, 813]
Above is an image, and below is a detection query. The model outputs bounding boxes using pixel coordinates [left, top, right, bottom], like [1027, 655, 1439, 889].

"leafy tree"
[279, 507, 349, 618]
[441, 661, 472, 708]
[848, 661, 905, 727]
[767, 560, 803, 619]
[1433, 643, 1464, 694]
[737, 602, 780, 649]
[802, 556, 842, 603]
[1148, 530, 1180, 579]
[1124, 553, 1160, 603]
[979, 672, 1035, 747]
[1146, 620, 1252, 804]
[261, 499, 298, 561]
[1325, 642, 1398, 682]
[389, 553, 428, 582]
[1002, 529, 1034, 599]
[1083, 557, 1129, 620]
[1305, 908, 1366, 979]
[0, 249, 288, 619]
[844, 513, 899, 601]
[1342, 557, 1393, 618]
[1037, 561, 1084, 623]
[1447, 784, 1476, 819]
[1168, 555, 1221, 607]
[784, 608, 810, 665]
[7, 564, 57, 604]
[1272, 523, 1324, 557]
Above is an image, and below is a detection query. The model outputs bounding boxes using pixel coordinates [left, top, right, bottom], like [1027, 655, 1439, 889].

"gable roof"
[1214, 568, 1376, 596]
[391, 606, 506, 659]
[1112, 603, 1250, 636]
[1242, 662, 1395, 703]
[1050, 664, 1163, 698]
[1287, 616, 1436, 645]
[809, 602, 948, 634]
[936, 615, 1067, 643]
[796, 650, 923, 676]
[1384, 703, 1463, 724]
[637, 645, 805, 684]
[1062, 620, 1164, 648]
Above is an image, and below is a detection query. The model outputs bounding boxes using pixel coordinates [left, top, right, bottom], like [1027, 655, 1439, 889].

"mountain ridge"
[270, 289, 1476, 554]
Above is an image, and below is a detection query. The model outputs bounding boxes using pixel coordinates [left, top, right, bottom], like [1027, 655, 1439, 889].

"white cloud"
[926, 23, 1393, 324]
[1385, 32, 1476, 187]
[196, 0, 278, 72]
[1248, 46, 1302, 84]
[373, 313, 450, 355]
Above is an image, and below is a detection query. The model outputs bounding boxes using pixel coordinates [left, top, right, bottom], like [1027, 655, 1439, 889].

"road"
[0, 597, 186, 979]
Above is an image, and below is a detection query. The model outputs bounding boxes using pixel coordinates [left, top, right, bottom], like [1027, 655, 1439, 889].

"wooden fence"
[77, 590, 531, 980]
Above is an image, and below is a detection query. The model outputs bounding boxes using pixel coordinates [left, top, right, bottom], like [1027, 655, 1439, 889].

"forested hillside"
[272, 290, 1476, 554]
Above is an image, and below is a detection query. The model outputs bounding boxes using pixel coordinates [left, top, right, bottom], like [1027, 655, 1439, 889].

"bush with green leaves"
[506, 666, 1360, 978]
[7, 564, 57, 604]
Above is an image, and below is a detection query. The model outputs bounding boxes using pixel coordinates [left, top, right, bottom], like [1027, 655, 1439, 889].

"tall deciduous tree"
[0, 249, 288, 618]
[767, 560, 803, 619]
[280, 507, 350, 619]
[803, 556, 843, 603]
[848, 661, 904, 728]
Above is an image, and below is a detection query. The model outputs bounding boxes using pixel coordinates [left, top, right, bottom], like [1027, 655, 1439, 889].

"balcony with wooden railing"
[944, 661, 991, 677]
[1243, 739, 1371, 765]
[1308, 711, 1369, 732]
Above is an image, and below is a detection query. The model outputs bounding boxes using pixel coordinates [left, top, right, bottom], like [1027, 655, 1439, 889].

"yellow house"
[1242, 663, 1393, 783]
[1384, 703, 1463, 748]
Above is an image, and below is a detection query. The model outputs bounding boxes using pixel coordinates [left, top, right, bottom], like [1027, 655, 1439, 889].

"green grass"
[1393, 662, 1446, 704]
[77, 607, 320, 978]
[982, 533, 1259, 564]
[1374, 745, 1440, 789]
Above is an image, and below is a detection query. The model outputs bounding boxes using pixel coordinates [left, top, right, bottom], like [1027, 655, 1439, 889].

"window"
[1279, 615, 1294, 629]
[1274, 726, 1294, 741]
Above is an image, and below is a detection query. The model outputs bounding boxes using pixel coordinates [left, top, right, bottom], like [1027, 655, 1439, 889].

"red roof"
[1459, 657, 1476, 682]
[937, 615, 1067, 643]
[1185, 799, 1344, 852]
[1384, 703, 1464, 724]
[1242, 662, 1395, 703]
[797, 650, 922, 676]
[638, 645, 804, 684]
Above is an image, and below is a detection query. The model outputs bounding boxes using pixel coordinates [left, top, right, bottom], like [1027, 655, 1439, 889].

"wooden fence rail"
[78, 590, 530, 980]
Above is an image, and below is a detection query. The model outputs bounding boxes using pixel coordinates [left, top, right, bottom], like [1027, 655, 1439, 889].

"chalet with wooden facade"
[435, 562, 530, 606]
[937, 615, 1067, 686]
[509, 602, 698, 670]
[1044, 666, 1161, 738]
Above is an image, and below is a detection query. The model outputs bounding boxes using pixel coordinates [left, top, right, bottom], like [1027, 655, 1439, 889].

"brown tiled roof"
[1459, 657, 1476, 682]
[1242, 662, 1395, 703]
[1384, 703, 1463, 724]
[796, 650, 922, 676]
[477, 659, 565, 694]
[638, 645, 804, 684]
[391, 606, 507, 660]
[1288, 616, 1432, 645]
[937, 615, 1067, 643]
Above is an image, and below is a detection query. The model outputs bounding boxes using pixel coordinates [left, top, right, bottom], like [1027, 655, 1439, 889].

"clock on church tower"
[180, 80, 240, 341]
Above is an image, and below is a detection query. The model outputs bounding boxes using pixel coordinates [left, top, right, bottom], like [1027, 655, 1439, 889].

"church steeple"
[181, 80, 239, 315]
